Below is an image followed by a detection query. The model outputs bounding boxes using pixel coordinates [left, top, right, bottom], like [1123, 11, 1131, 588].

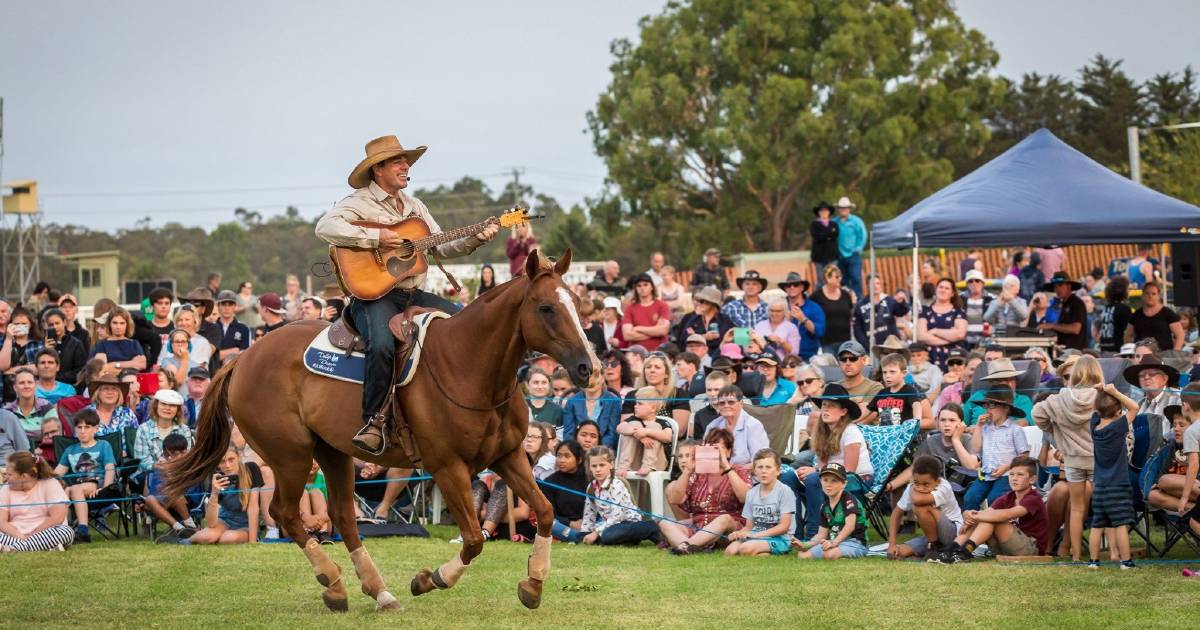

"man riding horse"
[315, 135, 500, 454]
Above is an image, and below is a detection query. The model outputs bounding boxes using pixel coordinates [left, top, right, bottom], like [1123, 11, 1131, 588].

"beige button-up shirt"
[315, 181, 484, 290]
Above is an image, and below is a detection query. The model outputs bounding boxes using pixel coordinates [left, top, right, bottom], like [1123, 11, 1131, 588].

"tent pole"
[912, 233, 920, 332]
[869, 242, 876, 354]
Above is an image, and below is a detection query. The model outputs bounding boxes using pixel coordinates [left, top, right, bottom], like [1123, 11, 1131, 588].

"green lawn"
[5, 525, 1196, 628]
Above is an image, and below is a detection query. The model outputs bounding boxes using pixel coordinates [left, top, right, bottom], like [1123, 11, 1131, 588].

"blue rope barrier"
[535, 477, 735, 542]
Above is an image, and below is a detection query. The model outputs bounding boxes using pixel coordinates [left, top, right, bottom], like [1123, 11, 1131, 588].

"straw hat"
[871, 335, 910, 359]
[348, 135, 427, 189]
[980, 358, 1023, 381]
[88, 373, 130, 403]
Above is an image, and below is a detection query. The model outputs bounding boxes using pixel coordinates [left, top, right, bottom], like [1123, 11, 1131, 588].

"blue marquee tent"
[871, 128, 1200, 249]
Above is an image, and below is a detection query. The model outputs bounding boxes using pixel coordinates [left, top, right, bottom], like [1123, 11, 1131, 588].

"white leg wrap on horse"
[375, 590, 399, 609]
[528, 534, 552, 581]
[438, 554, 468, 588]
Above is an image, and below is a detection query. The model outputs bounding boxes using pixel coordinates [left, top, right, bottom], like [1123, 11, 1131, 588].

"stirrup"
[352, 419, 388, 456]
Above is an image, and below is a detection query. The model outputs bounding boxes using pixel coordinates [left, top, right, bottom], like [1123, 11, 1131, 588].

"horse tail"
[163, 355, 238, 500]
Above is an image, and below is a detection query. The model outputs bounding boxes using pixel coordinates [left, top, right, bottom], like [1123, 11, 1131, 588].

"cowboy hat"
[1123, 355, 1180, 387]
[980, 386, 1026, 418]
[871, 335, 910, 359]
[980, 358, 1023, 381]
[706, 357, 737, 374]
[811, 383, 862, 420]
[348, 135, 427, 189]
[812, 201, 835, 216]
[183, 287, 215, 319]
[777, 271, 810, 292]
[87, 373, 130, 403]
[735, 270, 767, 290]
[835, 196, 856, 209]
[693, 285, 723, 307]
[1042, 271, 1082, 292]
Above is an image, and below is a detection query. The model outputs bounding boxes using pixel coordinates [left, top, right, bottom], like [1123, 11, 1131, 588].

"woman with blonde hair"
[185, 447, 261, 545]
[1030, 354, 1104, 561]
[157, 305, 213, 367]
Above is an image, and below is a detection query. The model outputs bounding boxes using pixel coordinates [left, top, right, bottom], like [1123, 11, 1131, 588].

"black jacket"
[810, 219, 840, 265]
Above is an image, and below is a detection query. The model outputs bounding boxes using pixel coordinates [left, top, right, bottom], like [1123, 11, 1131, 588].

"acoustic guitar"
[330, 207, 535, 300]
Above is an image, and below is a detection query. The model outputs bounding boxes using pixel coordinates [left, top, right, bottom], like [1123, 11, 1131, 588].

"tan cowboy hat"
[693, 285, 723, 308]
[348, 135, 427, 189]
[183, 288, 215, 320]
[981, 358, 1023, 381]
[88, 373, 130, 404]
[871, 335, 910, 359]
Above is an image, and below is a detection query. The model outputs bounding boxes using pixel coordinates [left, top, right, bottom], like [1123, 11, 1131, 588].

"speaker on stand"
[1170, 242, 1200, 307]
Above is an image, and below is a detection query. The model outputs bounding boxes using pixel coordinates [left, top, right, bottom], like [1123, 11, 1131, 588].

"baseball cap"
[216, 290, 238, 304]
[819, 462, 848, 481]
[685, 333, 707, 346]
[258, 292, 284, 314]
[837, 340, 867, 358]
[601, 296, 623, 318]
[704, 247, 721, 257]
[622, 345, 648, 359]
[187, 367, 211, 380]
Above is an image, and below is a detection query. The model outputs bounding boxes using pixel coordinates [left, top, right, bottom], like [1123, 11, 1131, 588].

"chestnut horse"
[165, 249, 597, 612]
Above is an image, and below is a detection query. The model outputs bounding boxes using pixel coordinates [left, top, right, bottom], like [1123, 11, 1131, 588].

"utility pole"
[507, 166, 525, 207]
[1128, 121, 1200, 184]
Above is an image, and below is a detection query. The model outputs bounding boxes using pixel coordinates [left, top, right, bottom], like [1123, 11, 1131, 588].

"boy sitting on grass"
[144, 433, 198, 541]
[931, 455, 1048, 563]
[724, 448, 795, 557]
[887, 455, 963, 559]
[794, 463, 869, 560]
[866, 353, 932, 429]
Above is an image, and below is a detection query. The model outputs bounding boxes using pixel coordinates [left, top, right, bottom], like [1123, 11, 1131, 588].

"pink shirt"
[0, 478, 68, 536]
[1035, 248, 1065, 278]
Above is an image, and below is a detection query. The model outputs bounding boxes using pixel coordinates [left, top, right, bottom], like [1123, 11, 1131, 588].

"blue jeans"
[599, 520, 659, 545]
[347, 287, 461, 421]
[962, 476, 1012, 511]
[838, 253, 863, 297]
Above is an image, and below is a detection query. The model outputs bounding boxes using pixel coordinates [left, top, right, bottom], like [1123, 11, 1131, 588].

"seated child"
[794, 462, 868, 560]
[51, 409, 115, 543]
[1087, 383, 1140, 569]
[1150, 384, 1200, 533]
[886, 403, 975, 495]
[143, 433, 198, 541]
[958, 387, 1030, 511]
[184, 446, 261, 545]
[300, 460, 332, 539]
[932, 455, 1049, 563]
[0, 451, 75, 552]
[867, 353, 932, 429]
[616, 386, 675, 477]
[887, 455, 963, 559]
[575, 446, 658, 546]
[725, 448, 794, 557]
[36, 417, 62, 468]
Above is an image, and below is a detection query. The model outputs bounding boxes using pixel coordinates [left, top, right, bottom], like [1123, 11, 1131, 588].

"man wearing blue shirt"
[835, 197, 867, 297]
[778, 273, 825, 360]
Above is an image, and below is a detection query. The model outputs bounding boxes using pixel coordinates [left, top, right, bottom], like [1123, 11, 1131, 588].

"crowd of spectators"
[2, 227, 1199, 565]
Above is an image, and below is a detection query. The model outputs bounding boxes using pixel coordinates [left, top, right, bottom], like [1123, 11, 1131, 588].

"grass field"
[4, 525, 1196, 629]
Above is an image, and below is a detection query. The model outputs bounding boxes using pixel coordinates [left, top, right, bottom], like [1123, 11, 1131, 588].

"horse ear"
[524, 247, 541, 279]
[553, 249, 572, 276]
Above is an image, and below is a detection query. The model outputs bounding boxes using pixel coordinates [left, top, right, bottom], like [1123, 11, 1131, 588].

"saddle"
[330, 306, 440, 465]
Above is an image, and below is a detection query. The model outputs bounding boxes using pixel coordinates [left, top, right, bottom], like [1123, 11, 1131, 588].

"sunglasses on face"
[603, 360, 621, 368]
[797, 378, 820, 385]
[982, 401, 1008, 409]
[838, 355, 859, 363]
[715, 399, 740, 407]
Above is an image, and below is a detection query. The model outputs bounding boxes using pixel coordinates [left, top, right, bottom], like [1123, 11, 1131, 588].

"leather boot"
[352, 415, 388, 456]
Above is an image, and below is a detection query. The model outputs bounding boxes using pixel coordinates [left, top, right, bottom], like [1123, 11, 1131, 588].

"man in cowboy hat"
[1038, 272, 1087, 350]
[722, 270, 770, 329]
[316, 135, 499, 454]
[214, 290, 250, 366]
[834, 196, 867, 297]
[962, 358, 1034, 426]
[1125, 354, 1181, 439]
[690, 247, 730, 293]
[779, 272, 825, 360]
[809, 201, 839, 281]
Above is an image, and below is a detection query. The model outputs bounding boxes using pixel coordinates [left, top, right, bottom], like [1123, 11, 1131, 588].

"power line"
[37, 172, 512, 198]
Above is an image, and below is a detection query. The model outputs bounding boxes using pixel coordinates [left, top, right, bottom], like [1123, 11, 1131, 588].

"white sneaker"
[265, 527, 280, 539]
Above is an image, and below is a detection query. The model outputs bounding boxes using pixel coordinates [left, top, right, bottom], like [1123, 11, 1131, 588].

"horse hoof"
[410, 569, 436, 597]
[322, 591, 349, 613]
[517, 578, 542, 610]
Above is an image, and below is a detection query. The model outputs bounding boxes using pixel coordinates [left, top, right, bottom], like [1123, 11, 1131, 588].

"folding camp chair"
[1138, 443, 1200, 557]
[622, 416, 680, 519]
[354, 469, 426, 524]
[845, 419, 923, 538]
[743, 403, 796, 456]
[52, 433, 132, 539]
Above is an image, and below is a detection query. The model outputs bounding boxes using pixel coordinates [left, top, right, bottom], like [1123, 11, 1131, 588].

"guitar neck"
[411, 217, 496, 253]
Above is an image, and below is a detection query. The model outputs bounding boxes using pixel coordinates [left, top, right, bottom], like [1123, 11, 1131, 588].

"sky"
[1, 0, 1197, 232]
